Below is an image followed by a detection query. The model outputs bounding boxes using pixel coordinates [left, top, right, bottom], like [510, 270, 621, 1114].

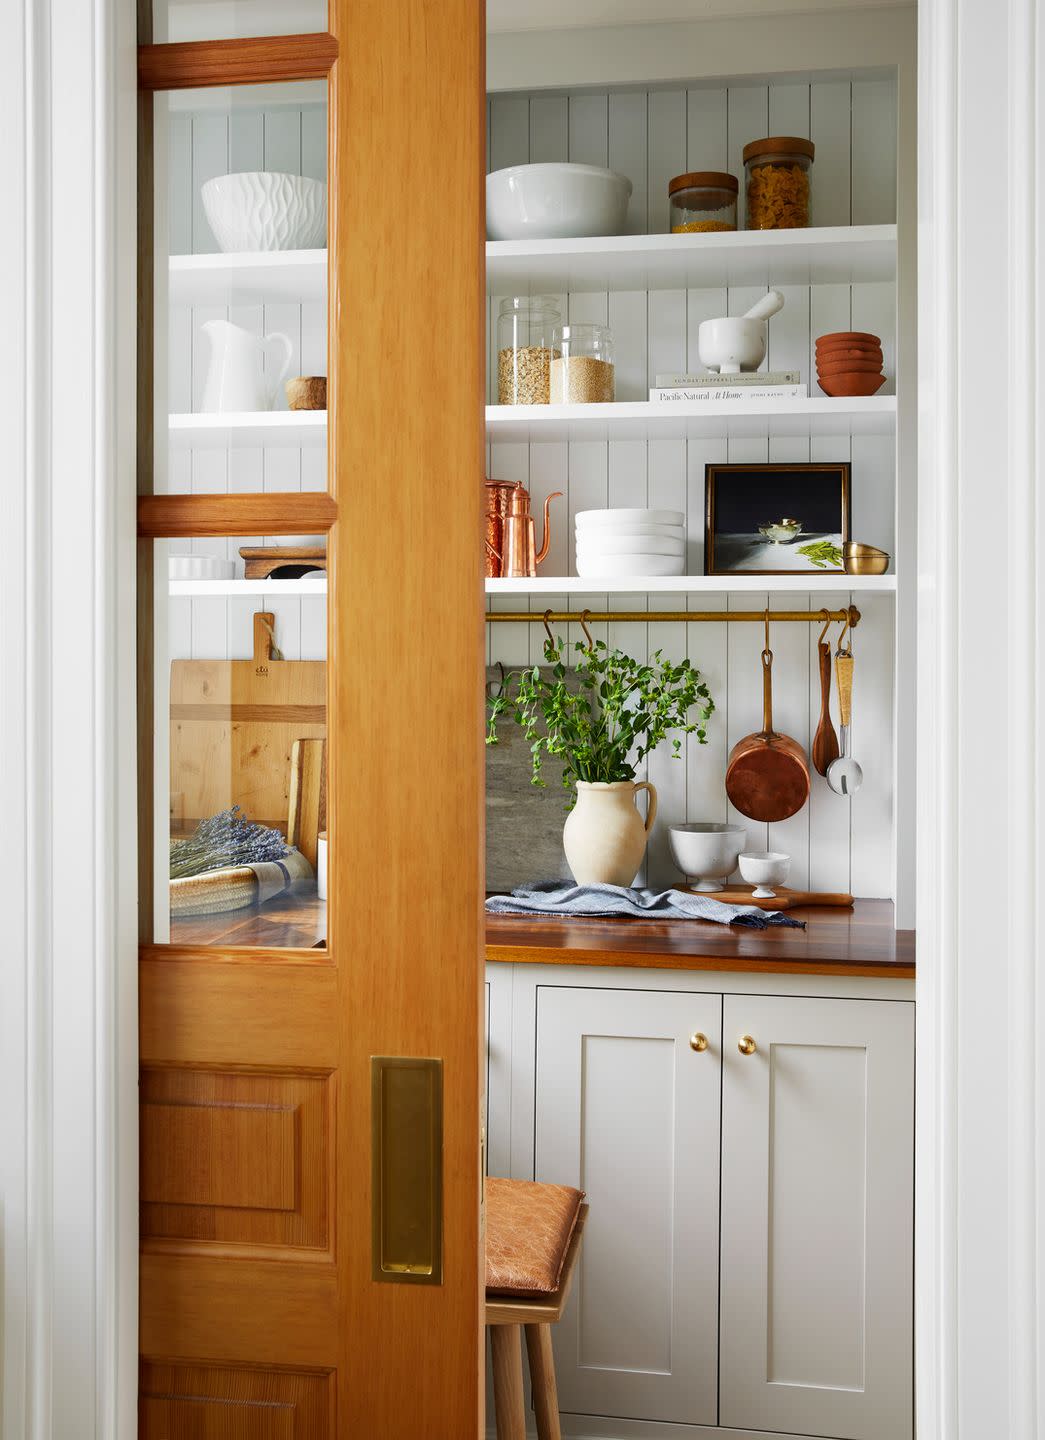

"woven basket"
[170, 848, 314, 916]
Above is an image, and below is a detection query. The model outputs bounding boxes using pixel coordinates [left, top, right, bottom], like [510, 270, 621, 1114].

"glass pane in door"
[152, 79, 328, 498]
[151, 536, 328, 949]
[152, 0, 326, 43]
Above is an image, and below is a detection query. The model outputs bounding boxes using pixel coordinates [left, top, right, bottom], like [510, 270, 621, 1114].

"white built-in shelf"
[168, 411, 327, 448]
[486, 225, 896, 295]
[169, 577, 327, 597]
[167, 574, 895, 598]
[169, 250, 326, 305]
[486, 574, 896, 596]
[486, 396, 895, 442]
[166, 225, 896, 308]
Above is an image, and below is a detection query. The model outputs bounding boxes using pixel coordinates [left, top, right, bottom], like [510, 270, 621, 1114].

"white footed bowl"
[575, 534, 685, 558]
[202, 172, 328, 252]
[697, 316, 767, 375]
[575, 552, 685, 578]
[487, 163, 633, 240]
[669, 823, 747, 891]
[576, 508, 684, 529]
[738, 850, 791, 898]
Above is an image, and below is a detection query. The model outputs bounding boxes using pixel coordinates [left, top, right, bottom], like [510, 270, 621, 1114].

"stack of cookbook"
[649, 370, 806, 400]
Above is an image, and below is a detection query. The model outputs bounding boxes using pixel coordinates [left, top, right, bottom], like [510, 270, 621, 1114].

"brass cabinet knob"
[689, 1031, 709, 1053]
[738, 1035, 757, 1056]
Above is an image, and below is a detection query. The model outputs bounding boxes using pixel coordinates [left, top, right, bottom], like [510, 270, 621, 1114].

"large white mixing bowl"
[202, 172, 328, 252]
[487, 163, 633, 240]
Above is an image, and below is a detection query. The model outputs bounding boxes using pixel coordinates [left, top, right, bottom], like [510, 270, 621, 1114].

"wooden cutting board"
[170, 611, 326, 834]
[683, 884, 854, 911]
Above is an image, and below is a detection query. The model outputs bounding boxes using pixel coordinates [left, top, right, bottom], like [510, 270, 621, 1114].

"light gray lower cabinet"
[529, 979, 914, 1440]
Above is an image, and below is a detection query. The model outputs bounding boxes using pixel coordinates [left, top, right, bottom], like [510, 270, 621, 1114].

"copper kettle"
[486, 483, 562, 579]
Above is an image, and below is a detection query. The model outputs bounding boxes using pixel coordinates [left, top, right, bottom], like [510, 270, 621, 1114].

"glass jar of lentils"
[743, 136, 815, 229]
[668, 171, 738, 233]
[497, 296, 562, 405]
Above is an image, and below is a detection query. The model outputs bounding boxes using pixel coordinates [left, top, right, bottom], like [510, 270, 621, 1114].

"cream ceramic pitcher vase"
[562, 780, 658, 887]
[200, 319, 293, 413]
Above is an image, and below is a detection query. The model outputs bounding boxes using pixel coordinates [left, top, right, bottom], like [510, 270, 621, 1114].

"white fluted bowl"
[487, 163, 633, 240]
[202, 172, 328, 252]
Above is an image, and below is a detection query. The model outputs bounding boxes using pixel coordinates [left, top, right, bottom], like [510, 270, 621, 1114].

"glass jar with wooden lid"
[742, 136, 815, 229]
[668, 171, 738, 233]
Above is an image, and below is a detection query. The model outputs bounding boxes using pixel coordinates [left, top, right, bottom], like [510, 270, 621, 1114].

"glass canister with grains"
[668, 171, 738, 233]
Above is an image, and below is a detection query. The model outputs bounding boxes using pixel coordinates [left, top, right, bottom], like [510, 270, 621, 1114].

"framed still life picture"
[704, 462, 851, 576]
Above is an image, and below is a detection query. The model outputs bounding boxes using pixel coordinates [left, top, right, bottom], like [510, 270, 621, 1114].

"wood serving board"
[170, 611, 326, 834]
[683, 884, 854, 911]
[239, 545, 327, 579]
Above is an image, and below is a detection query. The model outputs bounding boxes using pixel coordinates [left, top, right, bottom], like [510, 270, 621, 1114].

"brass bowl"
[843, 541, 890, 575]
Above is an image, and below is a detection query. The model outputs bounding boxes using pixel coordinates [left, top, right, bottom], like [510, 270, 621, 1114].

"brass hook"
[579, 609, 595, 649]
[837, 610, 852, 654]
[817, 608, 832, 647]
[763, 607, 772, 662]
[542, 609, 556, 648]
[485, 660, 506, 700]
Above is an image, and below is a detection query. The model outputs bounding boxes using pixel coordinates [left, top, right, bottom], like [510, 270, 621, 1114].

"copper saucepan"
[725, 643, 810, 822]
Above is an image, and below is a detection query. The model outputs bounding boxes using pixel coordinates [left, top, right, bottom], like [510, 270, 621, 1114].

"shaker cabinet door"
[719, 994, 914, 1440]
[535, 985, 721, 1426]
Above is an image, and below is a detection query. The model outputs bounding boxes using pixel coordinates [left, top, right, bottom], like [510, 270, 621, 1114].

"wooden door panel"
[140, 1255, 338, 1368]
[141, 1068, 332, 1253]
[139, 956, 337, 1067]
[140, 1360, 333, 1439]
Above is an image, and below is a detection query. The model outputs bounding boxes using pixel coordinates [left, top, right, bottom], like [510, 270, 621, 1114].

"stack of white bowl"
[574, 508, 686, 578]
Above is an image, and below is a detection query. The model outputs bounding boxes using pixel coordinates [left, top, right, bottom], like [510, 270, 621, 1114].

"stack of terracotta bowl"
[815, 331, 886, 397]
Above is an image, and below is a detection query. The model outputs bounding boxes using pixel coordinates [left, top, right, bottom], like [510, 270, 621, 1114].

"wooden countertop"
[485, 898, 914, 979]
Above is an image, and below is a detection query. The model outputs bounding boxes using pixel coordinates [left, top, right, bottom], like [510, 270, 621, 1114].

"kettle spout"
[534, 491, 563, 567]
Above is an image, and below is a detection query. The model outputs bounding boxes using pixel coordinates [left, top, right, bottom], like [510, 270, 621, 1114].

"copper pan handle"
[761, 648, 775, 736]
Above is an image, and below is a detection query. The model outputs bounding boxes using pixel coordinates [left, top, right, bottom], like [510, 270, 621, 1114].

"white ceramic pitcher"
[562, 780, 658, 887]
[201, 319, 293, 413]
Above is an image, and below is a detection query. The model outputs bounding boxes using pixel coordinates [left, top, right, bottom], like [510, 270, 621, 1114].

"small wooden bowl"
[286, 376, 327, 410]
[816, 342, 883, 362]
[818, 371, 887, 397]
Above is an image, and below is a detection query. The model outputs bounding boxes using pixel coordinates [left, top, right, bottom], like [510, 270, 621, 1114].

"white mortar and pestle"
[698, 290, 786, 375]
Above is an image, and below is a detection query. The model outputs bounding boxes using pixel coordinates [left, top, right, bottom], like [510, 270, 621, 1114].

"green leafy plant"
[486, 633, 714, 800]
[797, 539, 843, 569]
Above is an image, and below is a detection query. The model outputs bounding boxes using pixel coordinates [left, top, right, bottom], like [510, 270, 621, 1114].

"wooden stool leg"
[490, 1324, 526, 1440]
[525, 1323, 562, 1440]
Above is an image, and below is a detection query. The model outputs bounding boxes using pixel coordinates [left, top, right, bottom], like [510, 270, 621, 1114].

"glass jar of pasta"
[743, 136, 815, 229]
[668, 171, 738, 233]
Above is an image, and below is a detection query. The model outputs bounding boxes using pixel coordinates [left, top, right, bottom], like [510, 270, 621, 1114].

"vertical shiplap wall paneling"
[485, 75, 898, 895]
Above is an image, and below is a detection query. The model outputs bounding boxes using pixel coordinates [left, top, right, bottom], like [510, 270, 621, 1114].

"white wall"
[485, 74, 898, 895]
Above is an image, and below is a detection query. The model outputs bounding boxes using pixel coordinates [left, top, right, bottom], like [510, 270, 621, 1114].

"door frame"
[6, 0, 1045, 1436]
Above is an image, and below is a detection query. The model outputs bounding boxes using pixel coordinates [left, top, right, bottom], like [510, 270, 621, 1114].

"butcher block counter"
[484, 898, 914, 980]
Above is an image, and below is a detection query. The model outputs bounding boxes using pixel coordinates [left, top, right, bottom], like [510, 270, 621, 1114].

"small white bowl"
[668, 823, 747, 891]
[202, 172, 327, 252]
[697, 316, 767, 375]
[574, 521, 685, 541]
[575, 508, 684, 529]
[738, 850, 791, 898]
[575, 534, 685, 558]
[487, 162, 633, 240]
[576, 552, 685, 578]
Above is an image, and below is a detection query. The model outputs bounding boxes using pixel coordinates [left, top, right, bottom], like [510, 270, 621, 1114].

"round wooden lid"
[668, 170, 738, 196]
[742, 135, 816, 164]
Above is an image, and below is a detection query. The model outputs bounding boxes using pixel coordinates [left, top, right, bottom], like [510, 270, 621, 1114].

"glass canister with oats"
[497, 296, 562, 405]
[743, 136, 815, 229]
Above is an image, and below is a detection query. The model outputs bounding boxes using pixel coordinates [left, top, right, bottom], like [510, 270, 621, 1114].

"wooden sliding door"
[137, 3, 485, 1435]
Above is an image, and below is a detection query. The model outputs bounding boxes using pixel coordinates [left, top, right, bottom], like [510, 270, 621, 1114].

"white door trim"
[0, 0, 138, 1436]
[917, 0, 1044, 1434]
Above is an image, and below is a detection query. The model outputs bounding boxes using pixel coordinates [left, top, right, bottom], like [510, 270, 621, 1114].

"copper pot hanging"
[724, 624, 810, 822]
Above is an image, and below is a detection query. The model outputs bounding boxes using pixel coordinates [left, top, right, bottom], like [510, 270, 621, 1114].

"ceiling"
[487, 0, 911, 32]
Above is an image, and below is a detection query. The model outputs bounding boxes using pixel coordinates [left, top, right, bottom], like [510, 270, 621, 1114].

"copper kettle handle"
[534, 490, 563, 567]
[762, 647, 775, 737]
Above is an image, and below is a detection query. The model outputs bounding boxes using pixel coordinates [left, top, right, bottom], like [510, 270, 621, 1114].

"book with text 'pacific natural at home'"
[649, 384, 807, 401]
[654, 370, 801, 387]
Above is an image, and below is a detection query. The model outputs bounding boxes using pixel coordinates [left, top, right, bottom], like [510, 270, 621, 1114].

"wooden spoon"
[811, 641, 840, 776]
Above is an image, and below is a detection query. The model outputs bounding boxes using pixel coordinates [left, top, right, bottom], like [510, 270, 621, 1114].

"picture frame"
[704, 462, 851, 576]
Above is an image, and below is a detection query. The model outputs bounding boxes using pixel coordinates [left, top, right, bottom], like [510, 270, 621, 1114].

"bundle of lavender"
[170, 805, 289, 880]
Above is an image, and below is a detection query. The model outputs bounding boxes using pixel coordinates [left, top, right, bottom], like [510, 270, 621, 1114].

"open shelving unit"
[167, 572, 896, 598]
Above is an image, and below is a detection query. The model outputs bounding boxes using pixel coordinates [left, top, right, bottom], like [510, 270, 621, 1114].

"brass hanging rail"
[485, 605, 861, 627]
